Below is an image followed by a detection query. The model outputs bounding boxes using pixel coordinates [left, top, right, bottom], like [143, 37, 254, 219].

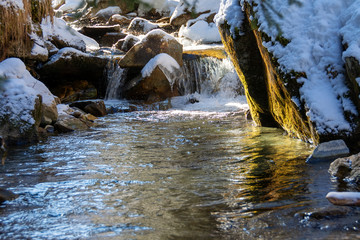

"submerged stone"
[0, 188, 18, 203]
[307, 140, 350, 163]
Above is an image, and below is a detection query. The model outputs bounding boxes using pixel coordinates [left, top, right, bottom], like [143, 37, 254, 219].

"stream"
[1, 57, 360, 239]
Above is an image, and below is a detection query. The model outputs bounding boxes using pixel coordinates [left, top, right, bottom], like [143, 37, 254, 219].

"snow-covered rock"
[326, 192, 360, 206]
[0, 58, 58, 144]
[95, 6, 121, 21]
[124, 53, 182, 103]
[170, 0, 220, 26]
[58, 0, 86, 13]
[179, 13, 221, 43]
[127, 17, 159, 34]
[39, 47, 108, 100]
[119, 29, 183, 68]
[41, 17, 99, 52]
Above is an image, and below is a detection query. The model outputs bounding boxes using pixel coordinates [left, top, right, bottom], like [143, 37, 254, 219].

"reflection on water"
[0, 105, 359, 239]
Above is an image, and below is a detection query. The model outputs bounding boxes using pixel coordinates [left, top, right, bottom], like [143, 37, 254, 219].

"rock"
[0, 188, 18, 203]
[127, 17, 159, 34]
[38, 48, 108, 97]
[326, 192, 360, 206]
[69, 100, 107, 117]
[95, 6, 121, 21]
[92, 0, 139, 15]
[108, 14, 131, 25]
[79, 25, 126, 46]
[113, 34, 140, 52]
[344, 57, 360, 113]
[124, 67, 174, 102]
[119, 29, 183, 68]
[329, 152, 360, 183]
[45, 125, 55, 133]
[54, 115, 90, 133]
[307, 140, 350, 163]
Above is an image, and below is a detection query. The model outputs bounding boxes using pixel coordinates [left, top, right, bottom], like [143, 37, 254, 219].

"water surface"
[0, 99, 359, 239]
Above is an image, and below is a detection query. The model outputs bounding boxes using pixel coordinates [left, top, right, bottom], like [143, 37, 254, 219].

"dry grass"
[0, 0, 53, 61]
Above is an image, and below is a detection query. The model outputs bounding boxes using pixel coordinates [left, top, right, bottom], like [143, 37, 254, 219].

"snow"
[214, 0, 244, 37]
[0, 0, 24, 10]
[0, 58, 57, 131]
[138, 29, 176, 45]
[141, 53, 181, 85]
[58, 0, 85, 13]
[340, 0, 360, 62]
[179, 19, 221, 43]
[45, 47, 89, 65]
[138, 0, 179, 16]
[326, 192, 360, 200]
[217, 0, 360, 134]
[171, 0, 219, 24]
[41, 17, 99, 51]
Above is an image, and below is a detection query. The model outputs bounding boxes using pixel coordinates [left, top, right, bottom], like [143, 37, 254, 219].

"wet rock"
[124, 66, 177, 103]
[295, 206, 351, 220]
[54, 115, 90, 133]
[326, 192, 360, 206]
[119, 29, 183, 68]
[329, 152, 360, 183]
[127, 17, 159, 34]
[69, 100, 107, 117]
[0, 188, 18, 203]
[307, 140, 350, 163]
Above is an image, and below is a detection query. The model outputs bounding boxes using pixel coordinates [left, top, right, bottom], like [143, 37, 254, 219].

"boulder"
[123, 53, 182, 102]
[119, 29, 183, 68]
[306, 140, 350, 163]
[38, 47, 109, 97]
[69, 100, 107, 117]
[0, 58, 58, 145]
[127, 17, 159, 34]
[329, 152, 360, 183]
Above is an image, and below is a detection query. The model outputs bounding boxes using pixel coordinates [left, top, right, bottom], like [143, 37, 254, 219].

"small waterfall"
[178, 55, 244, 97]
[104, 54, 244, 101]
[105, 61, 127, 100]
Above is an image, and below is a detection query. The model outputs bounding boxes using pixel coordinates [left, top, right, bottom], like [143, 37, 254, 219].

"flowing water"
[1, 57, 360, 239]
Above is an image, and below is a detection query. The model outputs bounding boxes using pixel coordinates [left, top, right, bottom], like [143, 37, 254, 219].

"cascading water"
[178, 55, 244, 97]
[105, 54, 244, 102]
[105, 60, 128, 100]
